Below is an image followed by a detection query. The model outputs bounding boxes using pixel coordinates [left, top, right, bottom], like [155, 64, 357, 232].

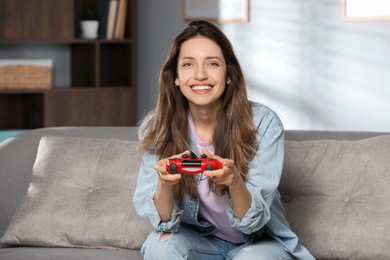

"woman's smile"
[191, 84, 213, 94]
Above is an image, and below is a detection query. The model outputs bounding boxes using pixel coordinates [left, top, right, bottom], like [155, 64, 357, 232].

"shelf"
[0, 89, 47, 95]
[44, 88, 136, 127]
[0, 39, 134, 44]
[0, 93, 44, 129]
[0, 0, 137, 128]
[0, 86, 134, 94]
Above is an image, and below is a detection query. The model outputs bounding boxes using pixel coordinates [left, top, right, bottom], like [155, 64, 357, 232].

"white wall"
[137, 0, 390, 131]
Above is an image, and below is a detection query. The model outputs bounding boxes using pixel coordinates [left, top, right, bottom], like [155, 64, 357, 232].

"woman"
[133, 20, 314, 260]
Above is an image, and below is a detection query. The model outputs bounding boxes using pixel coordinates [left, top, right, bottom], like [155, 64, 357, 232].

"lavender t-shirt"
[188, 114, 245, 243]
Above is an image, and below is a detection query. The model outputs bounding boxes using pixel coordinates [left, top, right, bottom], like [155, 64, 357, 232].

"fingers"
[203, 168, 223, 179]
[154, 162, 167, 174]
[201, 148, 213, 158]
[222, 158, 234, 167]
[203, 158, 239, 187]
[153, 150, 191, 184]
[155, 150, 190, 171]
[201, 148, 224, 161]
[169, 150, 191, 159]
[154, 162, 182, 184]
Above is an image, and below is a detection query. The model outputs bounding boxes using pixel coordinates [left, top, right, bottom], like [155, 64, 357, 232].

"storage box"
[0, 59, 52, 89]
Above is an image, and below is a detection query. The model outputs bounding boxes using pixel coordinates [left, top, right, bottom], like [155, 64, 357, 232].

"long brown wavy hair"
[138, 20, 257, 199]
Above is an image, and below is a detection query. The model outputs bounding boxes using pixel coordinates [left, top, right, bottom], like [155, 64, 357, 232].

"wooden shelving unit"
[0, 0, 136, 129]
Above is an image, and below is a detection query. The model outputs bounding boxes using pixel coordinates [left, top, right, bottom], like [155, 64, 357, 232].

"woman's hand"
[201, 148, 244, 188]
[202, 148, 251, 219]
[154, 150, 191, 186]
[153, 150, 190, 222]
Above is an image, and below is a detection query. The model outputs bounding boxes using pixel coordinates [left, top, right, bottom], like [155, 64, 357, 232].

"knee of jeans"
[159, 232, 172, 241]
[232, 246, 292, 260]
[234, 253, 274, 260]
[141, 232, 179, 258]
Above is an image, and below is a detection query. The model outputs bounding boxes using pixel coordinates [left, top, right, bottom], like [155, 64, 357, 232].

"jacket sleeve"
[132, 127, 183, 233]
[226, 107, 285, 234]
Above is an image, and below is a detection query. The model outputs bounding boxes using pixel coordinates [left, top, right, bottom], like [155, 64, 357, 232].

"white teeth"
[192, 85, 212, 90]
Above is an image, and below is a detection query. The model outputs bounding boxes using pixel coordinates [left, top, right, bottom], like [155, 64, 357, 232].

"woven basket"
[0, 65, 52, 89]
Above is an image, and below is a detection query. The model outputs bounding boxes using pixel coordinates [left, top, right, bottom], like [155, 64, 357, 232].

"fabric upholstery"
[0, 127, 139, 237]
[0, 136, 152, 250]
[0, 247, 143, 260]
[1, 127, 390, 260]
[280, 135, 390, 259]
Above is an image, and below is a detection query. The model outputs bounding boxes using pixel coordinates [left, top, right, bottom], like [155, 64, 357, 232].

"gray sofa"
[1, 127, 389, 260]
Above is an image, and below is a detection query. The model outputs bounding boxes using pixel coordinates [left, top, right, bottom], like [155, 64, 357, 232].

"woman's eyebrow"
[180, 56, 223, 61]
[206, 56, 223, 61]
[179, 57, 195, 61]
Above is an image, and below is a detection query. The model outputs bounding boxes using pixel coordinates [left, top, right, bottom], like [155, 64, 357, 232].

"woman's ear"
[175, 78, 180, 86]
[226, 78, 231, 84]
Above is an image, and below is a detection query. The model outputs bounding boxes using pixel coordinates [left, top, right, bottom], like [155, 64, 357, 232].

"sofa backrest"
[281, 130, 390, 259]
[1, 127, 390, 259]
[0, 127, 139, 236]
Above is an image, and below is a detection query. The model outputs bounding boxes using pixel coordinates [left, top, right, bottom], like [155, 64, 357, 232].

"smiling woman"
[132, 20, 314, 260]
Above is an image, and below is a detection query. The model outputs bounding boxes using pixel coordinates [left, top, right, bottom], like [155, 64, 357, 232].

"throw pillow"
[280, 135, 390, 259]
[0, 135, 152, 250]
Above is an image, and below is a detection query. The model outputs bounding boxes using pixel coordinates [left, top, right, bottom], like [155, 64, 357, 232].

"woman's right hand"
[153, 150, 190, 222]
[153, 150, 191, 186]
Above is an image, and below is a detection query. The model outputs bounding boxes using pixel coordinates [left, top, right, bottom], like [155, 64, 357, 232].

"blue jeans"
[141, 225, 292, 260]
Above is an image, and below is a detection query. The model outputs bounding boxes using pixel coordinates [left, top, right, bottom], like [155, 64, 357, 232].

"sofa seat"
[0, 246, 142, 260]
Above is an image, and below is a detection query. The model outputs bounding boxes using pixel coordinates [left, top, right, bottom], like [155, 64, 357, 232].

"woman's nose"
[194, 67, 208, 80]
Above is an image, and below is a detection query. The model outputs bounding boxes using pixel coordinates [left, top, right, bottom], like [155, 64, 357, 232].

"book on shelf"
[114, 0, 128, 39]
[106, 0, 119, 39]
[96, 0, 110, 39]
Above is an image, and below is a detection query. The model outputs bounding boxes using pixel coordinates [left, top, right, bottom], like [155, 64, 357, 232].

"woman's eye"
[208, 61, 220, 67]
[182, 62, 192, 67]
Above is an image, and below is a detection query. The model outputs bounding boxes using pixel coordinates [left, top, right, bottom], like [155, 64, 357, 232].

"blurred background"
[138, 0, 390, 131]
[1, 0, 390, 143]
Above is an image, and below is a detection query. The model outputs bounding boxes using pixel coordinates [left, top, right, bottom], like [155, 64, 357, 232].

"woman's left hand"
[201, 148, 244, 188]
[202, 148, 251, 219]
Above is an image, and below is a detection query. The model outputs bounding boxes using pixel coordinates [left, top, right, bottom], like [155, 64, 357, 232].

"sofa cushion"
[0, 247, 143, 260]
[0, 136, 152, 250]
[280, 135, 390, 259]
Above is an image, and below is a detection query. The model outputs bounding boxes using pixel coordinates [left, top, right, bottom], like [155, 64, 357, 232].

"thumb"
[201, 148, 213, 158]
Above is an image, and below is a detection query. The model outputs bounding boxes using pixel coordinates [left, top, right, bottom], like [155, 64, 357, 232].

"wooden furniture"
[0, 0, 136, 129]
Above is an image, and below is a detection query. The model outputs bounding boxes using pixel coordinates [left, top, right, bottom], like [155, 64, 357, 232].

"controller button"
[206, 164, 213, 170]
[170, 164, 178, 173]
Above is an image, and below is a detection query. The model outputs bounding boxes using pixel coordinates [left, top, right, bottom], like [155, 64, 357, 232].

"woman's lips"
[191, 84, 212, 94]
[191, 85, 212, 91]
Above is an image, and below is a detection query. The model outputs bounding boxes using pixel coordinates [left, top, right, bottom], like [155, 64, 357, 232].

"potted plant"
[80, 8, 100, 39]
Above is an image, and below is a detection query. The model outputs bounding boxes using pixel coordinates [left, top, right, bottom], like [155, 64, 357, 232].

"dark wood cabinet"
[0, 0, 136, 129]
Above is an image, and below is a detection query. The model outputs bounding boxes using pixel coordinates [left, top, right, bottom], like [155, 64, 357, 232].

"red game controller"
[167, 154, 223, 175]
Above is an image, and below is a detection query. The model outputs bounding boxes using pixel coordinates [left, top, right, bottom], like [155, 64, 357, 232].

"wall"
[136, 0, 186, 120]
[137, 0, 390, 131]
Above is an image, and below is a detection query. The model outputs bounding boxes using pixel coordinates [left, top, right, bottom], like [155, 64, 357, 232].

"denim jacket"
[133, 102, 314, 260]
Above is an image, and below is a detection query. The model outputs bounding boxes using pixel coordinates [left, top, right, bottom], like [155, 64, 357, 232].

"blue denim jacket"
[133, 102, 314, 260]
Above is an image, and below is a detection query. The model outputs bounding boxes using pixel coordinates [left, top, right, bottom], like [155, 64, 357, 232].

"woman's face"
[175, 36, 229, 110]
